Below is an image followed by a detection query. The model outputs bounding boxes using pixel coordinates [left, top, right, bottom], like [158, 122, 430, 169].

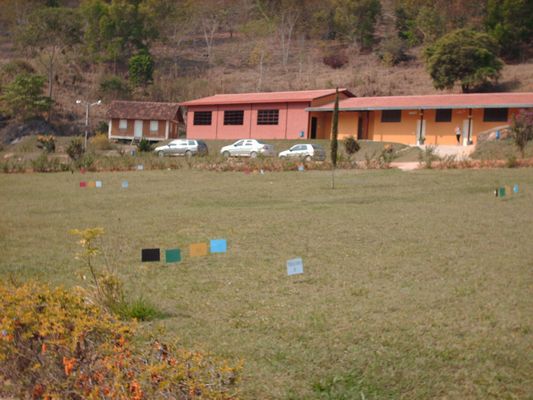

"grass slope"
[0, 168, 532, 399]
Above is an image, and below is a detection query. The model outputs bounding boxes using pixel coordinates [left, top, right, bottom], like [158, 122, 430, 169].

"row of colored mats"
[80, 181, 129, 188]
[495, 184, 519, 197]
[141, 239, 227, 263]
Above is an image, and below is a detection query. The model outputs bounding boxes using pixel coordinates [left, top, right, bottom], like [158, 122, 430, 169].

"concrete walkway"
[391, 144, 476, 171]
[420, 144, 476, 159]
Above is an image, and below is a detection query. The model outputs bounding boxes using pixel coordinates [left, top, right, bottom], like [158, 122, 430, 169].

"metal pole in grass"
[76, 99, 102, 151]
[331, 88, 339, 189]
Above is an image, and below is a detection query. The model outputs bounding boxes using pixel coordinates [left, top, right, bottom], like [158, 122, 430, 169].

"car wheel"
[185, 150, 192, 158]
[250, 151, 257, 158]
[304, 155, 312, 162]
[222, 151, 230, 158]
[158, 151, 164, 157]
[280, 155, 286, 160]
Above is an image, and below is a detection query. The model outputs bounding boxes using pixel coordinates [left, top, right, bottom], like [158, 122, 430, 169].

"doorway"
[134, 120, 143, 138]
[310, 117, 317, 139]
[357, 116, 363, 139]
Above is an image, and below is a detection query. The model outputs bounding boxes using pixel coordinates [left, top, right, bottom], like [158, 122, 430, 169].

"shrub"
[137, 138, 152, 152]
[418, 146, 439, 169]
[0, 281, 241, 399]
[378, 36, 409, 66]
[31, 153, 69, 172]
[506, 155, 518, 168]
[66, 136, 85, 161]
[344, 136, 361, 158]
[510, 109, 533, 158]
[89, 133, 113, 151]
[323, 53, 348, 69]
[36, 134, 56, 153]
[112, 297, 166, 321]
[379, 144, 398, 168]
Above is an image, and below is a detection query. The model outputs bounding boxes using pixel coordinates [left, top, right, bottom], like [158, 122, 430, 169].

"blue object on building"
[495, 130, 500, 140]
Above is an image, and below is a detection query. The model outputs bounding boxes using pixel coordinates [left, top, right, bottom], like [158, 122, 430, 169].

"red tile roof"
[180, 89, 353, 106]
[107, 101, 181, 120]
[308, 92, 533, 111]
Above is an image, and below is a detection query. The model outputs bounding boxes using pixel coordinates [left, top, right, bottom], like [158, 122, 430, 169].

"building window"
[224, 110, 244, 125]
[193, 111, 212, 125]
[119, 119, 127, 129]
[381, 110, 402, 123]
[150, 120, 158, 131]
[435, 109, 452, 122]
[257, 109, 279, 125]
[483, 108, 508, 122]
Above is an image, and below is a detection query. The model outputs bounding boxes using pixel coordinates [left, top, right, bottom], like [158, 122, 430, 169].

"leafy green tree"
[334, 0, 381, 49]
[0, 74, 52, 120]
[128, 52, 154, 86]
[424, 29, 504, 92]
[81, 0, 158, 68]
[485, 0, 533, 61]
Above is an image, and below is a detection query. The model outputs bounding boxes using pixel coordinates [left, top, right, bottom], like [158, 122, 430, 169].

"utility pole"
[76, 99, 102, 150]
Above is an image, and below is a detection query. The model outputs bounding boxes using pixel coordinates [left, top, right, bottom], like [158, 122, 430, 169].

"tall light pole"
[76, 99, 102, 150]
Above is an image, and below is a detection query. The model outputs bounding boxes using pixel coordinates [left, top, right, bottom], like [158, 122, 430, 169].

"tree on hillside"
[334, 0, 381, 49]
[128, 51, 154, 87]
[485, 0, 533, 61]
[81, 0, 158, 70]
[16, 7, 82, 116]
[424, 29, 504, 93]
[0, 74, 52, 121]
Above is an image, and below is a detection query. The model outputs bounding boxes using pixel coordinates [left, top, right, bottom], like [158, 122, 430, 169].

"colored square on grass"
[122, 180, 129, 188]
[210, 239, 227, 254]
[141, 248, 160, 262]
[79, 181, 87, 188]
[298, 165, 304, 172]
[137, 164, 144, 171]
[165, 248, 181, 263]
[189, 243, 208, 257]
[87, 181, 96, 188]
[513, 184, 519, 193]
[287, 258, 304, 276]
[95, 180, 102, 188]
[498, 187, 506, 197]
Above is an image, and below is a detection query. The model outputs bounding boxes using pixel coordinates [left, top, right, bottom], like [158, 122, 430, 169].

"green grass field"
[1, 168, 532, 399]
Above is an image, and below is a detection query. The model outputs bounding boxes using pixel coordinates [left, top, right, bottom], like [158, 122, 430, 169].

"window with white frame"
[119, 119, 127, 129]
[150, 120, 159, 131]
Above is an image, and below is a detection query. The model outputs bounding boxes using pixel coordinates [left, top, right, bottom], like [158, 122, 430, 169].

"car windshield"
[312, 145, 324, 150]
[257, 141, 267, 145]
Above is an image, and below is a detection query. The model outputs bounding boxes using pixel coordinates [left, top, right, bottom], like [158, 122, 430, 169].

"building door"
[462, 119, 472, 145]
[357, 116, 363, 139]
[310, 117, 317, 139]
[134, 120, 143, 138]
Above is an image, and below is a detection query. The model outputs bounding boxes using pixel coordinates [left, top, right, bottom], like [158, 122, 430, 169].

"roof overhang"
[307, 103, 533, 112]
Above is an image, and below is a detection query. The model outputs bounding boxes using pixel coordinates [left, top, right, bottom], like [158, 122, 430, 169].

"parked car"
[220, 139, 275, 158]
[154, 139, 208, 157]
[278, 144, 326, 161]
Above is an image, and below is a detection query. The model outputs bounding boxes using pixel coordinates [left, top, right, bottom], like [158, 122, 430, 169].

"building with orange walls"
[179, 91, 532, 145]
[308, 93, 533, 145]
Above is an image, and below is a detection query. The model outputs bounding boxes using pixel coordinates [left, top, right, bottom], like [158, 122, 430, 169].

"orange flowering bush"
[0, 282, 241, 399]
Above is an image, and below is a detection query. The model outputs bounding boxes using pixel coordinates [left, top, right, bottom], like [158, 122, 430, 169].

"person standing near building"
[455, 126, 461, 145]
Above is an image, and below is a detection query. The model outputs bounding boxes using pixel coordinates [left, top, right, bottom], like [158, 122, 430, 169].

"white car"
[154, 139, 208, 157]
[278, 144, 326, 161]
[220, 139, 275, 158]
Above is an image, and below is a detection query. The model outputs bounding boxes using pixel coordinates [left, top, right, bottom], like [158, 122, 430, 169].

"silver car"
[220, 139, 275, 158]
[154, 139, 208, 157]
[278, 144, 326, 161]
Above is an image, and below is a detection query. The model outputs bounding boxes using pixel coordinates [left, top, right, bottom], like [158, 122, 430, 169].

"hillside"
[0, 0, 532, 143]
